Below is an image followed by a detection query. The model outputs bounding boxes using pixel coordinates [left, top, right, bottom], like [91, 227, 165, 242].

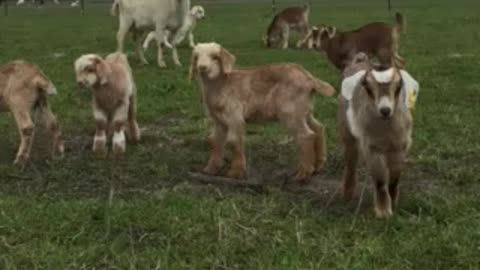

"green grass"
[1, 0, 480, 268]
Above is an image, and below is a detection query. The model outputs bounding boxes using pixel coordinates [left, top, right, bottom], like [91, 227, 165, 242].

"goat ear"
[399, 70, 419, 109]
[94, 57, 110, 85]
[188, 53, 198, 82]
[341, 70, 367, 100]
[220, 48, 235, 74]
[327, 26, 336, 38]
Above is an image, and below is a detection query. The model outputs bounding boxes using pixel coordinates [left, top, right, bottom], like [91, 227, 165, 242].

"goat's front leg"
[281, 26, 290, 49]
[225, 120, 247, 179]
[387, 152, 406, 210]
[92, 106, 108, 155]
[188, 31, 195, 48]
[154, 26, 167, 68]
[203, 121, 227, 175]
[112, 103, 129, 155]
[12, 108, 34, 166]
[367, 151, 392, 218]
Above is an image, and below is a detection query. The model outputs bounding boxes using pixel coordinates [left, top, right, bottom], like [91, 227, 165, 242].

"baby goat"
[318, 13, 406, 70]
[263, 5, 310, 49]
[190, 42, 335, 181]
[143, 5, 206, 51]
[338, 53, 419, 218]
[74, 52, 140, 155]
[0, 61, 64, 165]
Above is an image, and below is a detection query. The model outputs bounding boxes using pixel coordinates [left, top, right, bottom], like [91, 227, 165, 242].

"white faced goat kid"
[74, 52, 141, 156]
[338, 53, 419, 218]
[143, 5, 206, 51]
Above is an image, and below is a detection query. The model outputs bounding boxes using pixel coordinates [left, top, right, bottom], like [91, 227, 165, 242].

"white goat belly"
[346, 105, 362, 139]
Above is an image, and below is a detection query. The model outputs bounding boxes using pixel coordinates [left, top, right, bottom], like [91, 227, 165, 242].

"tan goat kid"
[338, 53, 419, 218]
[0, 61, 64, 165]
[74, 52, 141, 155]
[190, 42, 335, 181]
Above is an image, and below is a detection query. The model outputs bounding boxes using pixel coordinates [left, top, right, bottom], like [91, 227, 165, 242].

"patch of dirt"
[0, 112, 447, 217]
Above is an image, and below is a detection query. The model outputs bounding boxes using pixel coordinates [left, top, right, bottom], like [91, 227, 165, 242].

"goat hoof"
[203, 165, 221, 175]
[157, 61, 167, 68]
[13, 155, 29, 167]
[294, 165, 314, 183]
[374, 207, 393, 219]
[226, 168, 246, 179]
[343, 187, 355, 201]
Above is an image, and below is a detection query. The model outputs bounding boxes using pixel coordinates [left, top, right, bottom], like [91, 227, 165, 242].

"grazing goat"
[338, 53, 419, 218]
[112, 0, 191, 67]
[263, 5, 310, 49]
[319, 12, 406, 70]
[143, 5, 205, 51]
[189, 42, 335, 181]
[0, 61, 64, 165]
[74, 53, 140, 155]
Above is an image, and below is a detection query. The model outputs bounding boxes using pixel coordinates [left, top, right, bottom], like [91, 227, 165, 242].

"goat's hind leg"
[133, 30, 149, 65]
[225, 121, 247, 179]
[12, 108, 34, 166]
[37, 103, 64, 159]
[307, 114, 326, 173]
[154, 26, 167, 68]
[126, 94, 141, 143]
[288, 117, 316, 182]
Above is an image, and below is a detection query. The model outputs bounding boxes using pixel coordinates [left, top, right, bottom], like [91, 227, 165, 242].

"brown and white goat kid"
[0, 61, 64, 165]
[263, 5, 310, 49]
[74, 53, 140, 155]
[338, 53, 419, 218]
[319, 12, 406, 70]
[189, 42, 335, 181]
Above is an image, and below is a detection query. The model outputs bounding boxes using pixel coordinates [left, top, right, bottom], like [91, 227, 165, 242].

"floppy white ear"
[399, 70, 419, 109]
[341, 70, 366, 100]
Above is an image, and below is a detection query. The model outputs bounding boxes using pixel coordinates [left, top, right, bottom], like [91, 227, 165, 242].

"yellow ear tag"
[408, 90, 417, 110]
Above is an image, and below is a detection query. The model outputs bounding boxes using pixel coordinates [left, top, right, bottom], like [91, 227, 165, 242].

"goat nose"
[380, 107, 391, 118]
[198, 65, 208, 72]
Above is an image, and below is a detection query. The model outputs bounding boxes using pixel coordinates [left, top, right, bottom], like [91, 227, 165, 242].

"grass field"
[1, 0, 480, 268]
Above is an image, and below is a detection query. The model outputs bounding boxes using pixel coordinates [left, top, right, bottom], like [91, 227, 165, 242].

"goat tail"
[301, 68, 335, 97]
[394, 12, 406, 34]
[312, 78, 336, 97]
